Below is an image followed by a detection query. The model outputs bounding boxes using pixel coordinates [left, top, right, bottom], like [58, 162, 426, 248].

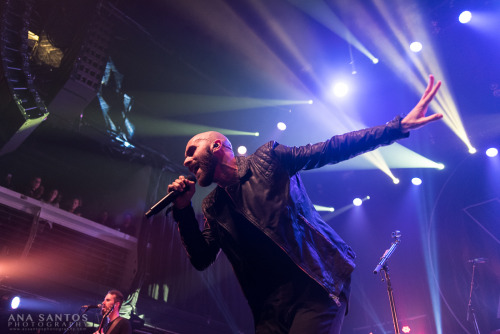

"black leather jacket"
[174, 117, 409, 305]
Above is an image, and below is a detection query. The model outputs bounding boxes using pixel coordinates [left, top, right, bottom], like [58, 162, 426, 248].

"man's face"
[184, 138, 217, 187]
[101, 293, 116, 314]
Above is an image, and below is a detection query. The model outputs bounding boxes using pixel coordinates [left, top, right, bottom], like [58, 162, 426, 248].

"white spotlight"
[254, 132, 260, 137]
[410, 42, 422, 53]
[313, 205, 335, 212]
[277, 122, 287, 131]
[353, 198, 362, 206]
[11, 296, 21, 310]
[486, 147, 498, 157]
[393, 178, 400, 184]
[459, 11, 472, 24]
[372, 58, 379, 64]
[237, 146, 247, 155]
[333, 82, 349, 97]
[469, 147, 477, 154]
[436, 163, 445, 170]
[411, 177, 422, 186]
[308, 100, 313, 104]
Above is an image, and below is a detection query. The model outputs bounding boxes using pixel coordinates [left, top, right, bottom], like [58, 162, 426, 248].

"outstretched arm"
[401, 74, 443, 133]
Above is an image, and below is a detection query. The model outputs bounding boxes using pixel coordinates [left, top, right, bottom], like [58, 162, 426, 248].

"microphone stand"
[63, 307, 89, 334]
[466, 261, 481, 334]
[373, 230, 402, 334]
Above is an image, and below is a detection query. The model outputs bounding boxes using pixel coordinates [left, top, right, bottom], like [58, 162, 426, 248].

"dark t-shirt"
[103, 317, 132, 334]
[219, 196, 308, 311]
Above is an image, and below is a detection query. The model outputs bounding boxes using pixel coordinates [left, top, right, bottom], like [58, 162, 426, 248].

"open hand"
[401, 75, 443, 132]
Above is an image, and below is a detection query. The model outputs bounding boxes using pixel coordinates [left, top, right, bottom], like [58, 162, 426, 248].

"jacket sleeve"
[273, 116, 409, 175]
[173, 205, 220, 271]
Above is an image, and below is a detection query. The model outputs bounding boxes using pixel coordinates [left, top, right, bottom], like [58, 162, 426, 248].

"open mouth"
[192, 165, 200, 177]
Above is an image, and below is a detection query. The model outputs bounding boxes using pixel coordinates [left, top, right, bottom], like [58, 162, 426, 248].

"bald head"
[188, 131, 233, 151]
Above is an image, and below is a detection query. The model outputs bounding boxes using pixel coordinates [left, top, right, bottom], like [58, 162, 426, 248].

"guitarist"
[94, 290, 131, 334]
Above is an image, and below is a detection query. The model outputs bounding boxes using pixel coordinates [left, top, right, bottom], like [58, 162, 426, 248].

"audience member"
[1, 173, 14, 189]
[65, 197, 83, 216]
[42, 188, 61, 207]
[96, 210, 114, 227]
[23, 176, 45, 200]
[116, 213, 137, 236]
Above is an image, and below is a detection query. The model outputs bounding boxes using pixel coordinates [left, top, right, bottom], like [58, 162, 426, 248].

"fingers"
[420, 76, 441, 111]
[419, 113, 443, 126]
[426, 79, 441, 102]
[167, 175, 196, 209]
[422, 74, 434, 99]
[401, 76, 443, 132]
[167, 176, 193, 193]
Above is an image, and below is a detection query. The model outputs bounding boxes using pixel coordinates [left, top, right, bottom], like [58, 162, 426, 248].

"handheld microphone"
[81, 304, 101, 309]
[145, 175, 196, 218]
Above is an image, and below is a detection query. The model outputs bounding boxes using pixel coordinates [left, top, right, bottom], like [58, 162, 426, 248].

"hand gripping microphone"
[145, 175, 196, 218]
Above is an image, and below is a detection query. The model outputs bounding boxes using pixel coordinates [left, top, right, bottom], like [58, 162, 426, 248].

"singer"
[93, 290, 131, 334]
[168, 75, 442, 334]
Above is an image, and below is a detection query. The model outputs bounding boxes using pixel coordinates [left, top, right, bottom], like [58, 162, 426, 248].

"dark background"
[0, 0, 499, 333]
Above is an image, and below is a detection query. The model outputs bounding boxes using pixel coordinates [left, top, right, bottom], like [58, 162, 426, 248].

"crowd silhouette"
[0, 171, 138, 237]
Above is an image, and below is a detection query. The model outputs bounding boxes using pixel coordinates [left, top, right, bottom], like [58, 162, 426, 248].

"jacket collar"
[204, 155, 250, 214]
[235, 156, 251, 181]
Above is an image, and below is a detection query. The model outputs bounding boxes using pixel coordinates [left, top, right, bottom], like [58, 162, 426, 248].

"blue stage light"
[486, 147, 498, 157]
[410, 42, 422, 53]
[459, 11, 472, 24]
[412, 177, 422, 186]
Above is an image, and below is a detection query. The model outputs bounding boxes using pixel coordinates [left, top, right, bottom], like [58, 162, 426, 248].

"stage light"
[314, 205, 335, 212]
[469, 147, 477, 154]
[393, 178, 400, 184]
[0, 292, 21, 311]
[333, 82, 349, 97]
[486, 147, 498, 157]
[254, 132, 260, 137]
[372, 58, 379, 64]
[353, 198, 362, 206]
[277, 122, 287, 131]
[409, 42, 422, 53]
[459, 11, 472, 24]
[402, 325, 411, 333]
[11, 296, 20, 310]
[436, 163, 445, 170]
[308, 100, 313, 104]
[1, 294, 21, 310]
[411, 177, 422, 186]
[237, 146, 247, 155]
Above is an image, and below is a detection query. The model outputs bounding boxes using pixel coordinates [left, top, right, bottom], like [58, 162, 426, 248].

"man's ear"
[212, 140, 222, 152]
